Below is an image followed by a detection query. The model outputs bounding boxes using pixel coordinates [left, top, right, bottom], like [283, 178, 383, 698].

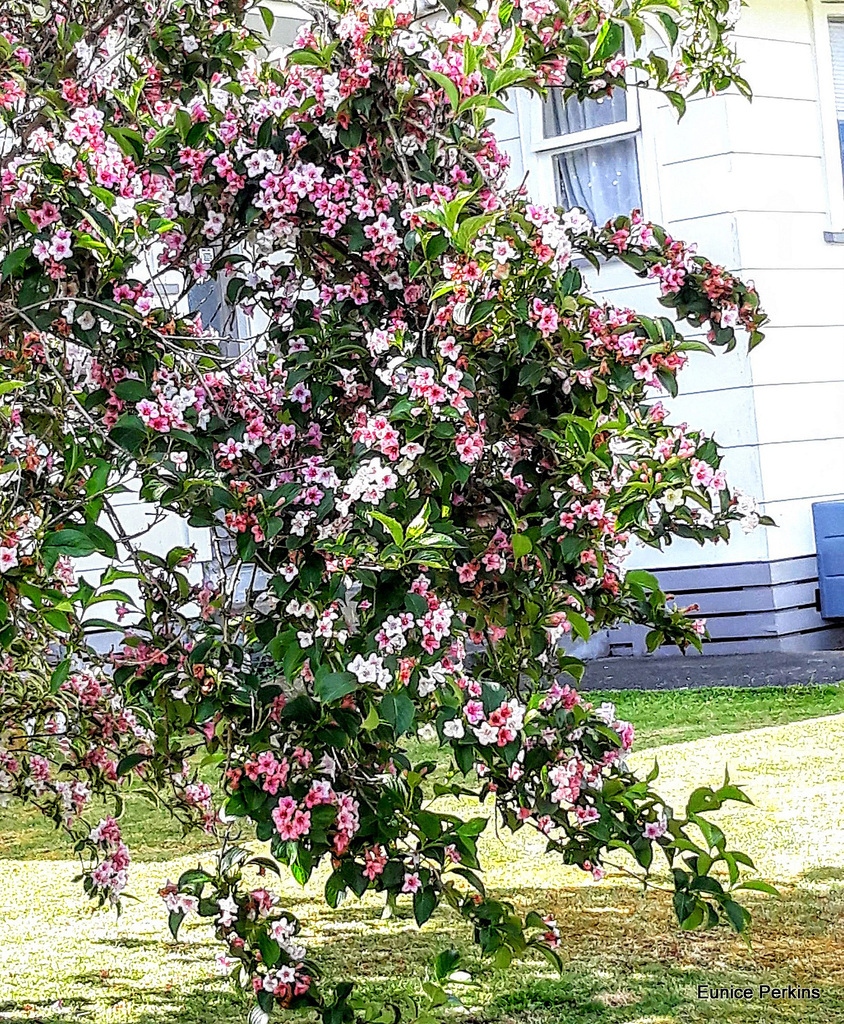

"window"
[830, 20, 844, 180]
[537, 87, 642, 224]
[267, 13, 306, 49]
[250, 1, 308, 54]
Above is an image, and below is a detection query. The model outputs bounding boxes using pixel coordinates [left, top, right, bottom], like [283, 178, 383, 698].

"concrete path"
[581, 650, 844, 690]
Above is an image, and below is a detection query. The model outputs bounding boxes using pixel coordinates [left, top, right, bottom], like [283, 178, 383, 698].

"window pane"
[542, 88, 628, 139]
[553, 135, 641, 224]
[830, 21, 844, 177]
[188, 278, 224, 327]
[269, 16, 304, 47]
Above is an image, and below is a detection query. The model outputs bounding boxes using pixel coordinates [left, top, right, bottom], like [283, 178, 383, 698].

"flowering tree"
[0, 0, 776, 1018]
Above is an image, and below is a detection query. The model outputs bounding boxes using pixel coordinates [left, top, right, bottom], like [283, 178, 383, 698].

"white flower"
[443, 718, 465, 739]
[348, 652, 391, 689]
[660, 487, 685, 512]
[183, 34, 199, 53]
[593, 702, 616, 725]
[216, 894, 239, 927]
[76, 310, 96, 331]
[113, 196, 136, 223]
[396, 30, 425, 55]
[53, 143, 76, 166]
[475, 721, 498, 745]
[215, 952, 237, 975]
[270, 916, 296, 941]
[321, 73, 341, 108]
[254, 592, 279, 615]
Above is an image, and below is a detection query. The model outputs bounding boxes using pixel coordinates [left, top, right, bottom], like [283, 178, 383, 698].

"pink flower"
[644, 815, 668, 839]
[455, 430, 484, 465]
[50, 229, 73, 261]
[363, 845, 388, 880]
[464, 700, 484, 725]
[530, 298, 560, 337]
[0, 546, 18, 573]
[402, 872, 422, 894]
[457, 561, 479, 583]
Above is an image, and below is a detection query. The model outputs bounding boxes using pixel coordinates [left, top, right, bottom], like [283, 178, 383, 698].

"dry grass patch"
[0, 715, 843, 1024]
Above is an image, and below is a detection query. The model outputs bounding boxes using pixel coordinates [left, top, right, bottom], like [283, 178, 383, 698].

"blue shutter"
[813, 501, 844, 618]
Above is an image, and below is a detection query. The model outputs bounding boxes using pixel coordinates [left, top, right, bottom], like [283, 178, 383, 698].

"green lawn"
[585, 683, 844, 749]
[8, 684, 842, 864]
[1, 685, 844, 1024]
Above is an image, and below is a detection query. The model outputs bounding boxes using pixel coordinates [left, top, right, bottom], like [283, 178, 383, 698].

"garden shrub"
[0, 0, 775, 1018]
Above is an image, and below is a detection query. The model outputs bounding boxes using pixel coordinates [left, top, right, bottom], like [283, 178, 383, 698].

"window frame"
[529, 84, 642, 155]
[811, 0, 844, 231]
[514, 83, 660, 222]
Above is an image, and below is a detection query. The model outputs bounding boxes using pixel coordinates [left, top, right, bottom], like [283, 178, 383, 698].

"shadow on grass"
[802, 866, 844, 883]
[2, 880, 844, 1024]
[0, 986, 246, 1024]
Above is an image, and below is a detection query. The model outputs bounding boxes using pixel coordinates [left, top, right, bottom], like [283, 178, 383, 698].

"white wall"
[732, 0, 844, 559]
[509, 0, 844, 569]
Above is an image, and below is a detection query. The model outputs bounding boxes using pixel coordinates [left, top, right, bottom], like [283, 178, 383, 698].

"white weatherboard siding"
[513, 0, 844, 582]
[738, 0, 844, 562]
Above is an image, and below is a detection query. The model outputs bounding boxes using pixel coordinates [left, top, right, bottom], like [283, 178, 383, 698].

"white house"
[154, 0, 844, 656]
[482, 0, 844, 656]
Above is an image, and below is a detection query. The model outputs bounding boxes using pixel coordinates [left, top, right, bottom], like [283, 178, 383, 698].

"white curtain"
[554, 136, 641, 225]
[542, 87, 629, 139]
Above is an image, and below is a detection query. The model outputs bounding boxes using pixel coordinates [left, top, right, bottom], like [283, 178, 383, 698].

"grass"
[1, 685, 844, 1024]
[584, 683, 844, 749]
[4, 684, 841, 862]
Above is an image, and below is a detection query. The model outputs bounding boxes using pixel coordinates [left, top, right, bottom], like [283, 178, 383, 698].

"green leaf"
[657, 11, 681, 47]
[511, 533, 532, 559]
[424, 70, 459, 111]
[15, 209, 38, 234]
[452, 866, 486, 896]
[177, 867, 213, 890]
[413, 887, 437, 926]
[593, 19, 624, 61]
[259, 5, 275, 34]
[433, 948, 461, 982]
[735, 879, 780, 897]
[314, 671, 357, 703]
[664, 90, 686, 118]
[625, 569, 660, 591]
[1, 246, 31, 280]
[325, 870, 347, 908]
[290, 844, 313, 886]
[168, 910, 185, 939]
[493, 946, 512, 969]
[116, 752, 150, 777]
[382, 690, 415, 736]
[257, 117, 274, 148]
[361, 704, 380, 731]
[369, 511, 404, 546]
[454, 214, 494, 251]
[49, 659, 71, 693]
[722, 898, 751, 933]
[247, 856, 281, 876]
[114, 379, 149, 402]
[43, 529, 98, 557]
